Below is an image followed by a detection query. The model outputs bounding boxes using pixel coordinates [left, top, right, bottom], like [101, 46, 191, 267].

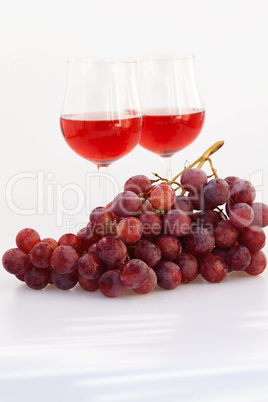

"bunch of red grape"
[2, 169, 268, 298]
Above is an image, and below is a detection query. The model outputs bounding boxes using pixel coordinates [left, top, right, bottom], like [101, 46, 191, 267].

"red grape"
[156, 234, 182, 261]
[245, 250, 267, 276]
[213, 247, 232, 272]
[242, 225, 266, 252]
[51, 245, 79, 274]
[227, 245, 251, 271]
[77, 225, 101, 252]
[42, 238, 58, 250]
[172, 196, 194, 216]
[16, 228, 41, 253]
[133, 267, 157, 294]
[51, 269, 78, 290]
[251, 202, 268, 227]
[230, 179, 256, 205]
[24, 266, 51, 290]
[96, 235, 127, 267]
[120, 259, 149, 289]
[163, 209, 191, 237]
[134, 239, 161, 267]
[154, 261, 182, 290]
[196, 209, 219, 232]
[139, 211, 162, 237]
[176, 253, 199, 283]
[2, 248, 30, 275]
[204, 178, 230, 208]
[224, 176, 240, 188]
[199, 254, 227, 283]
[140, 198, 154, 213]
[213, 247, 230, 263]
[185, 226, 215, 257]
[29, 242, 54, 269]
[98, 269, 126, 298]
[78, 274, 99, 292]
[124, 175, 152, 195]
[89, 206, 114, 235]
[180, 168, 207, 192]
[187, 188, 206, 211]
[149, 183, 176, 210]
[229, 203, 254, 228]
[116, 217, 143, 244]
[15, 273, 26, 282]
[58, 233, 80, 251]
[106, 201, 117, 219]
[214, 220, 240, 248]
[88, 243, 97, 255]
[112, 191, 142, 217]
[77, 253, 103, 280]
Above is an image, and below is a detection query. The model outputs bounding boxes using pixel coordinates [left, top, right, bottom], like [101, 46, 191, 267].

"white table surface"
[1, 247, 268, 402]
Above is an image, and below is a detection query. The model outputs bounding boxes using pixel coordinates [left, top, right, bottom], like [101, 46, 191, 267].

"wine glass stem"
[97, 166, 109, 206]
[160, 156, 172, 180]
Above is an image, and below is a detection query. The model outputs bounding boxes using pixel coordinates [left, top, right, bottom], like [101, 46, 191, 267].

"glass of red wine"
[60, 59, 144, 205]
[136, 55, 205, 178]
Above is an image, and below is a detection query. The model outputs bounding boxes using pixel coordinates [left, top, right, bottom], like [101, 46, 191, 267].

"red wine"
[139, 110, 205, 157]
[60, 113, 144, 167]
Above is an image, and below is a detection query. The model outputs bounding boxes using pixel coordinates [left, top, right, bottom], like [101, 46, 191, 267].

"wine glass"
[135, 55, 205, 179]
[60, 59, 143, 206]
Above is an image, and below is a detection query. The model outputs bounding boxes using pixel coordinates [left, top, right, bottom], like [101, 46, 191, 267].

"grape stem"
[206, 157, 218, 179]
[151, 173, 168, 183]
[215, 206, 228, 220]
[150, 141, 224, 195]
[170, 141, 224, 184]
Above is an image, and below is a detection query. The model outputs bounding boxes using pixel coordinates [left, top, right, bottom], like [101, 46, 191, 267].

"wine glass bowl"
[60, 59, 144, 168]
[135, 55, 205, 176]
[60, 111, 143, 168]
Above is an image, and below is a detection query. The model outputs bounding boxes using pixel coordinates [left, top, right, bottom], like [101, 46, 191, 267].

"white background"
[1, 1, 268, 401]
